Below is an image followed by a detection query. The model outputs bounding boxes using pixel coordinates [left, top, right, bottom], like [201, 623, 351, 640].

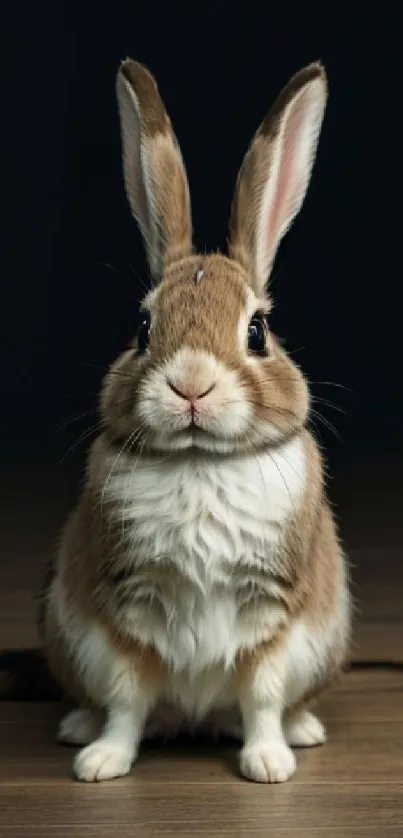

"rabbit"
[40, 57, 351, 784]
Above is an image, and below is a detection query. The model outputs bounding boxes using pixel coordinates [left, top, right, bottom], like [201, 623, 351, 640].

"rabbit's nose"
[166, 379, 216, 402]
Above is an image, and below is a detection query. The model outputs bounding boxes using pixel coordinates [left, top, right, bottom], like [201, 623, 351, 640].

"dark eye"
[138, 311, 151, 354]
[248, 316, 267, 355]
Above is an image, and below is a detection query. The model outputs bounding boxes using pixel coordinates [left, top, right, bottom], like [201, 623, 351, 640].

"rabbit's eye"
[248, 315, 267, 355]
[138, 311, 151, 354]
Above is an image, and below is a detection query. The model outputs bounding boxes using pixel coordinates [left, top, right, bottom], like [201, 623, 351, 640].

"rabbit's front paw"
[74, 740, 133, 782]
[240, 740, 296, 783]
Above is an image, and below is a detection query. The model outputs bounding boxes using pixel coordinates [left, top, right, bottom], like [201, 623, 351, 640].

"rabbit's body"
[41, 58, 351, 783]
[46, 424, 348, 778]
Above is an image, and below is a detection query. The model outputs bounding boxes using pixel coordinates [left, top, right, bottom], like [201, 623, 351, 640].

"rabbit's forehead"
[142, 254, 266, 324]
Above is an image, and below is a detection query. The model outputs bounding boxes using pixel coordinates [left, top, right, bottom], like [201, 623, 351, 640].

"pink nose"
[167, 379, 215, 402]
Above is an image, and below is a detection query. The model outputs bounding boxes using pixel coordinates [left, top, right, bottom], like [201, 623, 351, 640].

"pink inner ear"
[266, 100, 307, 248]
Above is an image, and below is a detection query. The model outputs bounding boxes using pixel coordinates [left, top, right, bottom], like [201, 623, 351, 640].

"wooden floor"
[0, 470, 402, 837]
[1, 669, 402, 836]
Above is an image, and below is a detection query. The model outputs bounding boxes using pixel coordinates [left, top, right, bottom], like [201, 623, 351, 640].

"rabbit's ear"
[116, 60, 193, 281]
[228, 62, 327, 295]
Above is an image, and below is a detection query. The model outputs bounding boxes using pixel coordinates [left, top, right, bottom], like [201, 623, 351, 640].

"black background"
[1, 4, 401, 544]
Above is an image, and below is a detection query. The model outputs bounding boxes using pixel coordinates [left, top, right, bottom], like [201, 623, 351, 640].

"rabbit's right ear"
[116, 60, 193, 281]
[228, 63, 327, 295]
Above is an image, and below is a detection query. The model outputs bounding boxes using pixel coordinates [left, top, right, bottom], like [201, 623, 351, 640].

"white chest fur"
[103, 436, 306, 676]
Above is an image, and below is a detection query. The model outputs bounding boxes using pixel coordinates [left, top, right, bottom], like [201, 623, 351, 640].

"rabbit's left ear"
[116, 60, 193, 281]
[228, 62, 327, 295]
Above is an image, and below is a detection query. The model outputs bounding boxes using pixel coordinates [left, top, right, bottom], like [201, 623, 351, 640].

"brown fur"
[43, 495, 166, 705]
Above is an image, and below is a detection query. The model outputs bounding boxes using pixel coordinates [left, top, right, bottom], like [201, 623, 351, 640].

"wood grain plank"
[0, 784, 402, 832]
[2, 831, 403, 838]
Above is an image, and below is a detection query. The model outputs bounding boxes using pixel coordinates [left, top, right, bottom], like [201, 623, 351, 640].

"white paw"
[284, 710, 326, 748]
[58, 708, 101, 746]
[240, 740, 296, 784]
[73, 740, 133, 782]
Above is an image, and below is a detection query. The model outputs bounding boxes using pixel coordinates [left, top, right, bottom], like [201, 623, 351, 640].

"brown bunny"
[41, 58, 351, 783]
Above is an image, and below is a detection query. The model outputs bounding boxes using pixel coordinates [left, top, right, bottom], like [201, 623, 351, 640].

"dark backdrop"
[1, 5, 401, 542]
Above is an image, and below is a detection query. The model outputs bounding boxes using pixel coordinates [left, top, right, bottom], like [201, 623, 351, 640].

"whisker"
[242, 400, 300, 424]
[314, 380, 353, 392]
[274, 445, 306, 483]
[100, 428, 145, 515]
[266, 452, 295, 513]
[285, 345, 306, 356]
[250, 374, 352, 394]
[81, 362, 133, 379]
[247, 375, 304, 389]
[309, 408, 343, 444]
[128, 264, 151, 295]
[311, 395, 346, 416]
[96, 261, 126, 276]
[243, 415, 300, 449]
[224, 398, 298, 420]
[66, 394, 137, 410]
[254, 454, 268, 498]
[307, 420, 325, 450]
[100, 431, 137, 516]
[56, 408, 99, 431]
[97, 261, 150, 297]
[121, 429, 148, 545]
[97, 263, 145, 303]
[59, 421, 104, 463]
[107, 398, 138, 409]
[249, 402, 298, 418]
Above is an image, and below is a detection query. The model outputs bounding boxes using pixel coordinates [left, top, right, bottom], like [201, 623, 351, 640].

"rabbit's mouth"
[170, 424, 213, 442]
